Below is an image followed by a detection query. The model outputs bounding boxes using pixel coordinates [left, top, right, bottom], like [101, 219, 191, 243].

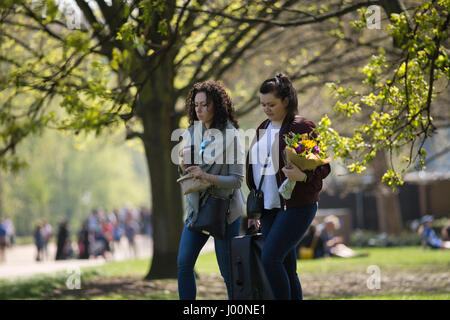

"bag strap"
[256, 154, 270, 192]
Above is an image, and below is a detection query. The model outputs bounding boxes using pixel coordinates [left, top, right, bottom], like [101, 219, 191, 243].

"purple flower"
[313, 145, 320, 154]
[296, 144, 305, 154]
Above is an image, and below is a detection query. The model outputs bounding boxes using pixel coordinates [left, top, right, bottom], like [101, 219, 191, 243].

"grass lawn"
[298, 246, 450, 273]
[0, 246, 448, 300]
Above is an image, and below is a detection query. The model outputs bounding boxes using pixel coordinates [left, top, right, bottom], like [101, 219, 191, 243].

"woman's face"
[259, 92, 288, 124]
[194, 91, 214, 127]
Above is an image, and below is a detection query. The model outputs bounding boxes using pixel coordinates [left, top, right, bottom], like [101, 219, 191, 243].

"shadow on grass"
[0, 270, 101, 300]
[0, 271, 176, 300]
[44, 276, 179, 300]
[0, 272, 227, 300]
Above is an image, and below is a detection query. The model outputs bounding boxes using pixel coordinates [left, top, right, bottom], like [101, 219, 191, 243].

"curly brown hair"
[186, 80, 239, 130]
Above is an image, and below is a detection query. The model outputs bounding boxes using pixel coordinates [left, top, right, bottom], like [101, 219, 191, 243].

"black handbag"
[187, 192, 232, 240]
[247, 154, 270, 220]
[246, 189, 264, 220]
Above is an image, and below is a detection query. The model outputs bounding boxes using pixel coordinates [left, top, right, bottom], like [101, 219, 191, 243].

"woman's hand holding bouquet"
[279, 132, 331, 199]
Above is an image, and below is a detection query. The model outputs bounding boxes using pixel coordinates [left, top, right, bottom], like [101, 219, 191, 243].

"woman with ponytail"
[245, 73, 331, 300]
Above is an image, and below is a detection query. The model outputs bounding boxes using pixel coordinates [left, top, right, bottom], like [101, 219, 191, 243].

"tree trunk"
[138, 57, 184, 280]
[371, 150, 404, 234]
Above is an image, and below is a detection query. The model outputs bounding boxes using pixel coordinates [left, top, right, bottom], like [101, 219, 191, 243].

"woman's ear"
[283, 97, 289, 108]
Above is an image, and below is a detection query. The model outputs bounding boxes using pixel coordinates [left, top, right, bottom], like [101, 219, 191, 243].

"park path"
[0, 235, 214, 280]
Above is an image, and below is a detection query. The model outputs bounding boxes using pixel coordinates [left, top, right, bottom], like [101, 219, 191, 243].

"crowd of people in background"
[74, 206, 152, 261]
[0, 206, 152, 263]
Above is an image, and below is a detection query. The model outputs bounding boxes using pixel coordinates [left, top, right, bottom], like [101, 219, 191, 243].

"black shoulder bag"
[188, 190, 233, 240]
[246, 155, 270, 220]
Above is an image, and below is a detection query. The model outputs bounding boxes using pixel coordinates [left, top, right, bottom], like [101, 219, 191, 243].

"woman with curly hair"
[177, 80, 245, 300]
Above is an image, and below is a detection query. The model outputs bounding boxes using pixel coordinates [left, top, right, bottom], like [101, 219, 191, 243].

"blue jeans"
[260, 203, 317, 300]
[177, 216, 241, 300]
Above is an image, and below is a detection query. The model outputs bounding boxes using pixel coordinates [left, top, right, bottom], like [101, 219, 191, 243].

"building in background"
[318, 128, 450, 232]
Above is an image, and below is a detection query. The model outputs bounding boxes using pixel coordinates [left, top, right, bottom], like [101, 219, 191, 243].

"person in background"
[63, 237, 74, 259]
[56, 219, 70, 260]
[88, 230, 98, 258]
[317, 215, 360, 258]
[88, 209, 100, 234]
[0, 219, 8, 263]
[100, 216, 113, 257]
[77, 220, 90, 259]
[3, 216, 15, 248]
[140, 206, 152, 238]
[125, 215, 139, 259]
[34, 222, 44, 262]
[112, 219, 124, 257]
[316, 215, 342, 258]
[41, 220, 53, 260]
[420, 215, 450, 250]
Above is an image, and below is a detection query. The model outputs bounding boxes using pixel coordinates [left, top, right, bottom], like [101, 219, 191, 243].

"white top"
[251, 122, 281, 210]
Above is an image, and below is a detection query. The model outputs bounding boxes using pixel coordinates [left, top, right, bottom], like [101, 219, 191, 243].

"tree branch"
[176, 1, 380, 27]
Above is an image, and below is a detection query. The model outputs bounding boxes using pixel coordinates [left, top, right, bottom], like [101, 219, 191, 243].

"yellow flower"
[293, 143, 299, 148]
[303, 140, 316, 149]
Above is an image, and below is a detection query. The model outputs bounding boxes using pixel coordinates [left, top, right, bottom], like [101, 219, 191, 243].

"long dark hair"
[186, 80, 239, 130]
[259, 73, 298, 118]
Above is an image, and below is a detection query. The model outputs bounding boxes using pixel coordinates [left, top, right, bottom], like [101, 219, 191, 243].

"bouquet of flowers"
[278, 132, 331, 200]
[283, 132, 331, 171]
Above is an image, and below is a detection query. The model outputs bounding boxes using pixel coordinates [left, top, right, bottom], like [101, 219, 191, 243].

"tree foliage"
[316, 0, 450, 189]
